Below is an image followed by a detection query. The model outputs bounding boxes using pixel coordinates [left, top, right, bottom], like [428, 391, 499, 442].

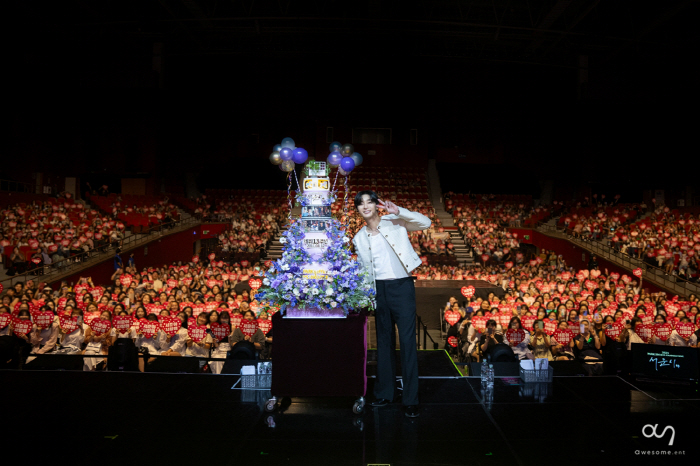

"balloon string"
[287, 172, 293, 222]
[343, 173, 349, 219]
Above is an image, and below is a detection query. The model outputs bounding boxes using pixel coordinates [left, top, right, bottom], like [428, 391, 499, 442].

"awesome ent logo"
[642, 424, 675, 446]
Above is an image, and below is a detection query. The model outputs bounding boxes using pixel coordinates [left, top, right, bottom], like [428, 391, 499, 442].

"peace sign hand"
[377, 200, 399, 215]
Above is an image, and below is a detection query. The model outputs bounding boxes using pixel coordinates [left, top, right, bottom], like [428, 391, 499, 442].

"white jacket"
[352, 207, 431, 291]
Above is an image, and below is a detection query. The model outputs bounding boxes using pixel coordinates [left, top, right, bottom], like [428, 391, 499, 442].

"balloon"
[279, 160, 295, 172]
[339, 167, 349, 176]
[350, 152, 363, 167]
[279, 147, 294, 161]
[327, 151, 343, 167]
[273, 144, 282, 153]
[269, 151, 282, 165]
[329, 141, 342, 152]
[292, 148, 308, 164]
[341, 143, 354, 156]
[281, 137, 295, 149]
[340, 156, 355, 172]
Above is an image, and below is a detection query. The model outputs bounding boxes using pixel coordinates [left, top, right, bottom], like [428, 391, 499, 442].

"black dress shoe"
[370, 398, 390, 407]
[404, 405, 420, 418]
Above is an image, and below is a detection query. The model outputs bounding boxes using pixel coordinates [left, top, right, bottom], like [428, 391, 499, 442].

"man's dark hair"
[354, 190, 379, 208]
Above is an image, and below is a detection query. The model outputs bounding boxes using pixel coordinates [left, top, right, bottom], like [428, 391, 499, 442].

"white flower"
[293, 288, 300, 296]
[325, 288, 334, 296]
[263, 278, 270, 285]
[330, 301, 337, 308]
[279, 237, 287, 243]
[342, 236, 349, 243]
[311, 288, 319, 295]
[281, 263, 290, 271]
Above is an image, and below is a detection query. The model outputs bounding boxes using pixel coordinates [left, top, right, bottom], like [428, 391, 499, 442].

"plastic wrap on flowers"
[256, 218, 376, 317]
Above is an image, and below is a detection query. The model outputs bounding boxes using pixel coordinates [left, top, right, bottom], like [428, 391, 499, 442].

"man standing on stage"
[352, 191, 431, 418]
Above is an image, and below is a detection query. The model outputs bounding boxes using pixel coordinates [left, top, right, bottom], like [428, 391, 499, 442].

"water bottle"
[481, 359, 488, 387]
[487, 364, 495, 389]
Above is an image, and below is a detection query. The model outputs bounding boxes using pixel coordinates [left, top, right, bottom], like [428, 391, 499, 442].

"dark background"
[5, 1, 699, 197]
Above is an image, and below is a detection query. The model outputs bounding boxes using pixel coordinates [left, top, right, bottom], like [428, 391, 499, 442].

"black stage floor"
[3, 362, 699, 466]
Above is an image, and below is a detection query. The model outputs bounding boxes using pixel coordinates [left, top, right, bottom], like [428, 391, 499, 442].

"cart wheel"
[265, 398, 277, 412]
[352, 398, 365, 414]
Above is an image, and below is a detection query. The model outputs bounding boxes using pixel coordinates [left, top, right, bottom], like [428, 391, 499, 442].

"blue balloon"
[329, 141, 342, 152]
[327, 151, 343, 167]
[292, 148, 308, 164]
[340, 156, 355, 172]
[281, 137, 295, 149]
[273, 144, 282, 153]
[350, 152, 363, 167]
[279, 147, 294, 161]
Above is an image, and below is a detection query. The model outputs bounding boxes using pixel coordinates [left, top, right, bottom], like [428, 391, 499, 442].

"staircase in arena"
[427, 160, 473, 266]
[266, 206, 301, 260]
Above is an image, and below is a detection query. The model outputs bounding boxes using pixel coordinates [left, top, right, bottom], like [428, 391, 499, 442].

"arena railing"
[416, 316, 438, 350]
[536, 221, 699, 297]
[1, 216, 201, 289]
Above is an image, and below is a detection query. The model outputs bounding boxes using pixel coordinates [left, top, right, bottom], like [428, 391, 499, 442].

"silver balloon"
[279, 160, 295, 172]
[269, 151, 283, 165]
[350, 152, 363, 167]
[281, 137, 295, 149]
[341, 143, 354, 156]
[339, 167, 349, 176]
[273, 144, 282, 153]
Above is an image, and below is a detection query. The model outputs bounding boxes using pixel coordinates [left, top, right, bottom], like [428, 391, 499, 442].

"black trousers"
[374, 277, 419, 406]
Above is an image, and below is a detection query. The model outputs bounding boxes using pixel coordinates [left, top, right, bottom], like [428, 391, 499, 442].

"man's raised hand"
[377, 199, 399, 215]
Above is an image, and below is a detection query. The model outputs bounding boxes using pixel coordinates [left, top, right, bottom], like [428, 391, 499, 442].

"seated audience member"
[231, 310, 265, 356]
[479, 319, 503, 360]
[574, 319, 603, 376]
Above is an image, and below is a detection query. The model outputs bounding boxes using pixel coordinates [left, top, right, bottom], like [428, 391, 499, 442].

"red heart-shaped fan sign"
[12, 318, 33, 337]
[664, 302, 679, 316]
[240, 320, 258, 337]
[34, 311, 54, 330]
[552, 329, 573, 346]
[113, 316, 132, 334]
[206, 279, 217, 289]
[621, 275, 631, 284]
[652, 323, 672, 341]
[461, 286, 475, 298]
[521, 315, 536, 332]
[639, 315, 653, 326]
[258, 319, 272, 335]
[635, 324, 653, 342]
[208, 253, 215, 261]
[230, 314, 243, 328]
[604, 322, 624, 339]
[569, 283, 581, 293]
[90, 318, 112, 336]
[529, 260, 537, 267]
[248, 278, 262, 291]
[505, 328, 525, 345]
[167, 279, 178, 288]
[504, 261, 513, 269]
[633, 268, 643, 278]
[471, 316, 487, 332]
[59, 315, 80, 334]
[444, 310, 460, 326]
[675, 322, 695, 339]
[192, 304, 207, 317]
[188, 324, 207, 343]
[481, 254, 490, 262]
[0, 313, 11, 329]
[543, 320, 557, 336]
[560, 272, 571, 281]
[120, 275, 133, 287]
[192, 255, 199, 263]
[31, 257, 41, 265]
[584, 280, 596, 291]
[498, 314, 511, 329]
[160, 316, 181, 336]
[447, 336, 459, 347]
[140, 320, 160, 338]
[210, 322, 230, 341]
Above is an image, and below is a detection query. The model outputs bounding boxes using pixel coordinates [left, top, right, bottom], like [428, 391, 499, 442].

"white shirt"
[370, 233, 409, 280]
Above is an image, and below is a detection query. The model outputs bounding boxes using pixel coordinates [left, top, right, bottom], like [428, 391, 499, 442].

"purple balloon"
[340, 156, 355, 173]
[279, 147, 294, 161]
[292, 148, 308, 164]
[327, 151, 343, 167]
